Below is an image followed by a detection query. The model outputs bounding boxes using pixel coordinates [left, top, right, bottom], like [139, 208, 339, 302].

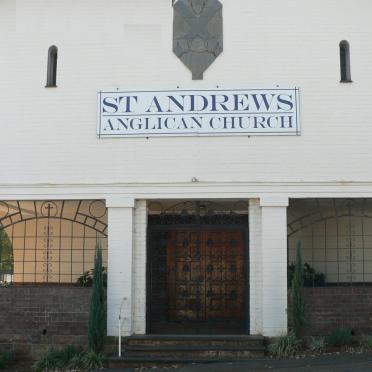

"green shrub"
[82, 350, 105, 370]
[33, 348, 60, 372]
[288, 263, 325, 287]
[33, 345, 83, 372]
[88, 242, 106, 355]
[309, 337, 326, 353]
[33, 346, 106, 371]
[268, 331, 302, 358]
[0, 229, 14, 287]
[0, 351, 15, 370]
[67, 352, 85, 370]
[291, 242, 305, 336]
[76, 266, 107, 287]
[326, 327, 353, 347]
[360, 335, 372, 351]
[58, 345, 83, 364]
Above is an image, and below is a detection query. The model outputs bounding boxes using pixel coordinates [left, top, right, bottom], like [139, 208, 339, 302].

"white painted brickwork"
[249, 199, 263, 335]
[1, 0, 372, 187]
[107, 198, 135, 337]
[249, 197, 288, 336]
[260, 197, 289, 337]
[1, 0, 371, 338]
[133, 200, 147, 335]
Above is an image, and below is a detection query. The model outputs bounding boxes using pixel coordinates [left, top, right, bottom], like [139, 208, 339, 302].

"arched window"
[46, 45, 58, 87]
[0, 200, 107, 285]
[288, 198, 372, 285]
[339, 40, 352, 82]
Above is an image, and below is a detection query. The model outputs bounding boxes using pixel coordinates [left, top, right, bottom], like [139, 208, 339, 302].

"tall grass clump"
[33, 346, 83, 372]
[268, 331, 302, 358]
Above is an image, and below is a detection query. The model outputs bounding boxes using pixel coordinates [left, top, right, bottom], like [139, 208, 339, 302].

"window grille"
[288, 198, 372, 286]
[0, 200, 107, 286]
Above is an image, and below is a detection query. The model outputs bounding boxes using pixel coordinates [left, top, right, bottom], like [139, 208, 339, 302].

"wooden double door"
[148, 227, 248, 334]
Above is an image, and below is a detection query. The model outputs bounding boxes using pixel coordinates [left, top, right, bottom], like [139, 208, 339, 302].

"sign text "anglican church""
[97, 88, 300, 137]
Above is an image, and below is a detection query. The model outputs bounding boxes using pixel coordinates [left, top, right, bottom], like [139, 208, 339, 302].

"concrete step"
[126, 334, 265, 347]
[122, 345, 265, 358]
[108, 335, 266, 368]
[124, 344, 265, 352]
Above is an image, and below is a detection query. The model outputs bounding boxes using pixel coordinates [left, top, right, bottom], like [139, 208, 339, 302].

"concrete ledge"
[106, 197, 135, 208]
[260, 196, 289, 207]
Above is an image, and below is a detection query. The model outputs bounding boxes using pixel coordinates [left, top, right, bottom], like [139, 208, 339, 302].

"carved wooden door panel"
[166, 229, 246, 327]
[167, 230, 204, 322]
[204, 229, 245, 322]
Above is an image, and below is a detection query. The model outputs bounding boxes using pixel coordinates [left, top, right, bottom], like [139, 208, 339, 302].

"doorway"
[147, 201, 249, 334]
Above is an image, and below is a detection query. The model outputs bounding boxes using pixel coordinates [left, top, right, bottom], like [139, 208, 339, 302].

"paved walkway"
[106, 354, 372, 372]
[170, 354, 372, 371]
[7, 354, 372, 371]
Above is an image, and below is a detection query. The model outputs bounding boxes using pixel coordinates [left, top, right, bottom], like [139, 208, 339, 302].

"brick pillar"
[260, 196, 288, 337]
[106, 197, 135, 337]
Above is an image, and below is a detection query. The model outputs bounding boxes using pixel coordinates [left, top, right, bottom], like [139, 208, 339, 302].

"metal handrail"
[118, 297, 127, 357]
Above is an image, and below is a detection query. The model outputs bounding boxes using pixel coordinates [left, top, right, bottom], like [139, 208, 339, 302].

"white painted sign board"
[97, 88, 300, 137]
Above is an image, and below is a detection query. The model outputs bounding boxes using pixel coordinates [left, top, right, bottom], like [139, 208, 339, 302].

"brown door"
[165, 228, 246, 333]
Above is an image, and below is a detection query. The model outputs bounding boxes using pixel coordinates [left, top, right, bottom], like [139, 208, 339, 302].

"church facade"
[1, 0, 372, 352]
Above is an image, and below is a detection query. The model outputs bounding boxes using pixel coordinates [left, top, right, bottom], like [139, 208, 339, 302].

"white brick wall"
[107, 199, 147, 337]
[1, 0, 372, 187]
[249, 197, 289, 337]
[260, 197, 289, 336]
[249, 199, 263, 335]
[106, 198, 135, 337]
[1, 0, 372, 338]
